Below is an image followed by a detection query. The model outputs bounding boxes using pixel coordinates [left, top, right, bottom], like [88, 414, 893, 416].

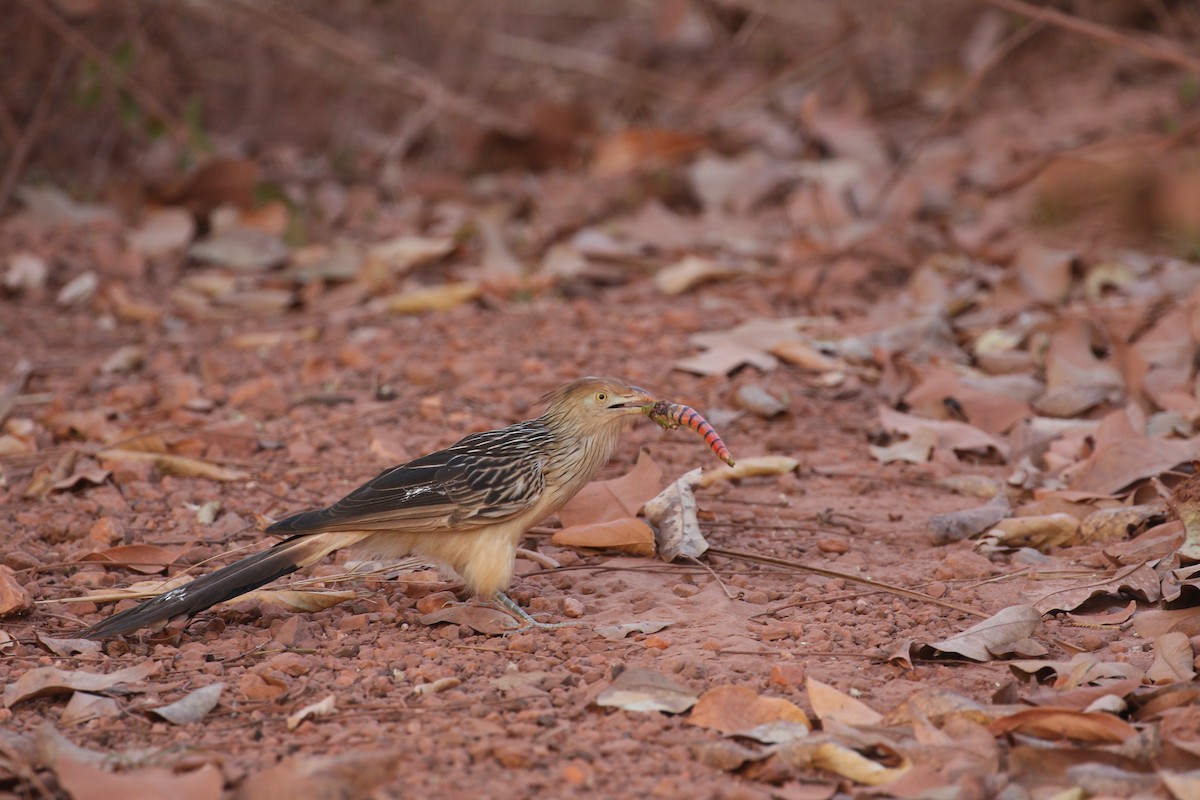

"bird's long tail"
[80, 531, 366, 639]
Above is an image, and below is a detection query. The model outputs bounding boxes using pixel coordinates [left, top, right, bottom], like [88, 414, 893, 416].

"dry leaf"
[380, 282, 481, 314]
[35, 633, 101, 657]
[83, 575, 194, 605]
[1161, 771, 1200, 800]
[870, 427, 938, 464]
[655, 255, 745, 295]
[672, 344, 778, 377]
[591, 127, 705, 178]
[1132, 607, 1200, 639]
[97, 449, 249, 481]
[363, 235, 454, 287]
[188, 229, 288, 272]
[986, 513, 1080, 551]
[925, 605, 1041, 662]
[731, 384, 786, 418]
[877, 406, 1009, 460]
[1008, 653, 1144, 689]
[551, 518, 656, 557]
[1068, 437, 1200, 495]
[770, 339, 843, 372]
[688, 685, 810, 735]
[987, 707, 1137, 744]
[149, 683, 224, 725]
[809, 741, 910, 786]
[1080, 504, 1165, 545]
[4, 661, 160, 708]
[1146, 632, 1196, 685]
[557, 451, 663, 528]
[1171, 473, 1200, 562]
[928, 492, 1010, 545]
[1034, 563, 1161, 613]
[55, 759, 222, 800]
[594, 621, 673, 641]
[418, 605, 521, 635]
[412, 677, 460, 696]
[286, 694, 337, 730]
[128, 208, 195, 257]
[595, 669, 698, 714]
[59, 692, 121, 726]
[236, 751, 399, 800]
[643, 467, 706, 561]
[237, 589, 357, 613]
[80, 544, 181, 575]
[695, 456, 799, 488]
[805, 677, 883, 727]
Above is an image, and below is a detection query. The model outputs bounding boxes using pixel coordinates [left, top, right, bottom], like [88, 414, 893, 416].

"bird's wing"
[266, 424, 549, 535]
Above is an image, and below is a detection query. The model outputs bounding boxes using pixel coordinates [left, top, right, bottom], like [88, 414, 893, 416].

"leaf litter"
[6, 6, 1200, 797]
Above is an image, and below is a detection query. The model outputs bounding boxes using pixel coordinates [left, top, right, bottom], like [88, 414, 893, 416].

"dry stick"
[0, 49, 70, 216]
[14, 0, 188, 142]
[487, 31, 689, 100]
[980, 0, 1200, 75]
[707, 546, 990, 618]
[223, 0, 526, 136]
[867, 16, 1046, 217]
[685, 555, 739, 600]
[0, 360, 33, 429]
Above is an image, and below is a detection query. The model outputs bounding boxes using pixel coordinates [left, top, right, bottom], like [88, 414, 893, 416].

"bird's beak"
[607, 386, 656, 413]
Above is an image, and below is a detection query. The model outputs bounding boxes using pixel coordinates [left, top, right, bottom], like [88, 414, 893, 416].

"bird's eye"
[596, 391, 608, 402]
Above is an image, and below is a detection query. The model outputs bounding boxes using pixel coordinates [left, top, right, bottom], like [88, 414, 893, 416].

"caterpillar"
[645, 401, 735, 466]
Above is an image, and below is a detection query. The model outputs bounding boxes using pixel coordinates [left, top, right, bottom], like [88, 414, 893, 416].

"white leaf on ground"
[149, 682, 224, 725]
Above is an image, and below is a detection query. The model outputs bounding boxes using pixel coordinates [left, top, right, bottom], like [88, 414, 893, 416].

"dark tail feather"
[80, 536, 311, 639]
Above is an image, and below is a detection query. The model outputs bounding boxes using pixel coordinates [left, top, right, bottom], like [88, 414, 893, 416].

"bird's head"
[540, 376, 656, 432]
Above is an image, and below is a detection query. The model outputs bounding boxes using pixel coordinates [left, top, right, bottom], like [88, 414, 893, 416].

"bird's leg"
[492, 591, 584, 632]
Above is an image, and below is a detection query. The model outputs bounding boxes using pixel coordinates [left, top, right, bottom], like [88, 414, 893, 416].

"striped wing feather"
[267, 423, 549, 535]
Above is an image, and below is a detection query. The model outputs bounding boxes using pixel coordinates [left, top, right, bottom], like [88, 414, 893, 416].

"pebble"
[816, 538, 850, 554]
[0, 567, 32, 616]
[768, 663, 806, 688]
[561, 597, 585, 618]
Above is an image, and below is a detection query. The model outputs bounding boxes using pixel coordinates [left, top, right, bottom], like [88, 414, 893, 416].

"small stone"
[4, 252, 48, 293]
[760, 625, 791, 642]
[924, 581, 947, 598]
[816, 538, 850, 554]
[672, 583, 701, 598]
[492, 743, 532, 768]
[1079, 632, 1107, 652]
[768, 663, 806, 689]
[701, 639, 723, 651]
[338, 613, 369, 632]
[644, 635, 670, 650]
[561, 762, 592, 788]
[741, 590, 770, 605]
[238, 671, 287, 701]
[561, 597, 585, 618]
[416, 591, 457, 615]
[0, 567, 32, 616]
[87, 517, 124, 546]
[228, 376, 290, 419]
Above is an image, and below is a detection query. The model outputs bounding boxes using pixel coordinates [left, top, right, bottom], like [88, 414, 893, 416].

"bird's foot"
[493, 592, 585, 633]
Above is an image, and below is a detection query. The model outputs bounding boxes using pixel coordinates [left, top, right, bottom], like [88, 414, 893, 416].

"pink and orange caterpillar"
[645, 401, 735, 466]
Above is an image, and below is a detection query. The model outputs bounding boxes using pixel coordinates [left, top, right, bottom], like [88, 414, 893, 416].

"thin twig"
[980, 0, 1200, 75]
[686, 555, 739, 600]
[868, 16, 1046, 216]
[14, 0, 188, 141]
[487, 31, 688, 100]
[221, 0, 526, 136]
[708, 546, 990, 618]
[0, 48, 70, 216]
[0, 360, 33, 429]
